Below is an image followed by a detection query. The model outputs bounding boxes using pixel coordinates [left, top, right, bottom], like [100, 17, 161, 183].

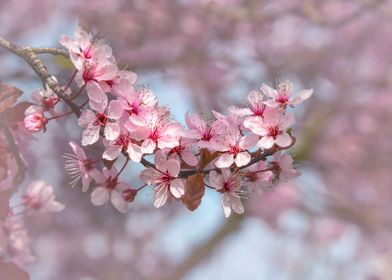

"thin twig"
[0, 36, 81, 117]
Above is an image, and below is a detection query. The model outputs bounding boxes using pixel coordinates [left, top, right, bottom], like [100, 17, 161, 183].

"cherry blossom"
[102, 131, 143, 162]
[140, 151, 185, 208]
[246, 161, 274, 195]
[78, 84, 122, 146]
[164, 138, 198, 167]
[64, 141, 102, 191]
[272, 152, 301, 180]
[244, 109, 294, 149]
[261, 80, 313, 108]
[90, 167, 130, 213]
[209, 169, 245, 217]
[184, 113, 224, 150]
[60, 26, 115, 71]
[212, 128, 258, 168]
[229, 90, 269, 117]
[22, 180, 65, 214]
[23, 112, 47, 133]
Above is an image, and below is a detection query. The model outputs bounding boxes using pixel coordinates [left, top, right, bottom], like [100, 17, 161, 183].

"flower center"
[276, 93, 289, 104]
[229, 145, 241, 155]
[106, 176, 118, 190]
[267, 125, 280, 138]
[82, 63, 96, 82]
[95, 112, 108, 126]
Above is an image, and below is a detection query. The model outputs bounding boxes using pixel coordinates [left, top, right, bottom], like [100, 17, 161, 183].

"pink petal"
[107, 100, 123, 120]
[234, 152, 251, 167]
[81, 125, 100, 146]
[69, 141, 86, 159]
[182, 151, 198, 166]
[110, 190, 128, 213]
[167, 159, 180, 177]
[170, 179, 185, 198]
[102, 145, 122, 160]
[258, 136, 275, 149]
[104, 122, 120, 141]
[239, 134, 259, 150]
[91, 187, 109, 206]
[141, 139, 156, 154]
[243, 116, 268, 136]
[260, 83, 278, 98]
[87, 83, 108, 112]
[154, 185, 168, 208]
[228, 106, 252, 117]
[215, 153, 234, 168]
[127, 144, 142, 162]
[78, 109, 96, 128]
[275, 133, 292, 148]
[208, 170, 223, 190]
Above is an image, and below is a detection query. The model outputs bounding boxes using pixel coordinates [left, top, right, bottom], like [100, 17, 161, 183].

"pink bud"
[24, 112, 48, 132]
[121, 189, 137, 203]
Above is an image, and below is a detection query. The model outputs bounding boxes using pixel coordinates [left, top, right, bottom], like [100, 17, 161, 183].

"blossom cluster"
[20, 27, 312, 218]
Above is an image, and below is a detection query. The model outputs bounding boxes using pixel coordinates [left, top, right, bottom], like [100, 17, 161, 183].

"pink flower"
[78, 84, 122, 145]
[1, 213, 34, 266]
[212, 128, 258, 168]
[184, 113, 224, 150]
[23, 112, 48, 133]
[244, 109, 294, 149]
[102, 131, 143, 162]
[64, 141, 102, 192]
[22, 180, 65, 214]
[229, 90, 268, 117]
[246, 161, 274, 194]
[111, 82, 157, 129]
[101, 70, 138, 96]
[165, 138, 198, 166]
[132, 110, 183, 154]
[261, 80, 313, 108]
[140, 151, 185, 208]
[60, 26, 115, 71]
[209, 169, 244, 217]
[31, 87, 58, 110]
[90, 167, 130, 213]
[77, 59, 118, 86]
[272, 152, 301, 180]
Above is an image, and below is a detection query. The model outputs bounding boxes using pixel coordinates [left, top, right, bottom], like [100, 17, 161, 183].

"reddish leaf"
[6, 102, 33, 125]
[0, 84, 23, 113]
[198, 149, 219, 171]
[182, 173, 205, 211]
[0, 261, 29, 280]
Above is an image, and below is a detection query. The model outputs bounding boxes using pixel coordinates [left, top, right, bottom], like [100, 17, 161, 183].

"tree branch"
[0, 36, 80, 117]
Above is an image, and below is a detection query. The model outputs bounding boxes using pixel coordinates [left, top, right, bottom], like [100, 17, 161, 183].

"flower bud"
[24, 112, 48, 133]
[121, 189, 137, 203]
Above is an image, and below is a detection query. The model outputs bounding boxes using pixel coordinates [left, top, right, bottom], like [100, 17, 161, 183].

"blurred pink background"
[1, 0, 391, 279]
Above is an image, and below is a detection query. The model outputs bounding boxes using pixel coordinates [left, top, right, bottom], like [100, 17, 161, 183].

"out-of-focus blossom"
[90, 167, 130, 213]
[0, 213, 34, 267]
[209, 169, 245, 217]
[64, 141, 102, 192]
[22, 180, 64, 214]
[261, 80, 313, 108]
[23, 112, 47, 133]
[272, 152, 301, 180]
[140, 151, 185, 208]
[246, 161, 274, 195]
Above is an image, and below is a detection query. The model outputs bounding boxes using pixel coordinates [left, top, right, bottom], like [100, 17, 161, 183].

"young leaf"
[182, 173, 205, 211]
